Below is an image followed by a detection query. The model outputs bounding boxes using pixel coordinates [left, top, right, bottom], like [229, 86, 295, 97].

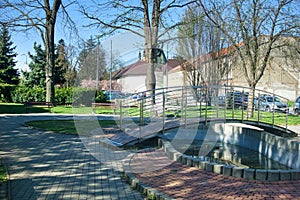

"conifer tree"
[54, 39, 68, 86]
[22, 43, 46, 88]
[0, 24, 19, 86]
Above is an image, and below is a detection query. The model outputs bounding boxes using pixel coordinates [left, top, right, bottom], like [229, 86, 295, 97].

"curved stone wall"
[159, 122, 300, 181]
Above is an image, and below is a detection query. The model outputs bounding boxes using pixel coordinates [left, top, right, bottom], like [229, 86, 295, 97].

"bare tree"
[198, 0, 300, 117]
[1, 0, 76, 105]
[177, 5, 227, 88]
[79, 0, 197, 102]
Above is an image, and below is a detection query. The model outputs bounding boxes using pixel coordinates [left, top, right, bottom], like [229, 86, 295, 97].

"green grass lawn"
[0, 103, 28, 114]
[1, 103, 300, 127]
[26, 120, 117, 134]
[0, 103, 116, 115]
[0, 163, 7, 183]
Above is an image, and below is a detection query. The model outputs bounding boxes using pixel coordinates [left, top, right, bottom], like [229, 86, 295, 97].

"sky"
[10, 0, 182, 73]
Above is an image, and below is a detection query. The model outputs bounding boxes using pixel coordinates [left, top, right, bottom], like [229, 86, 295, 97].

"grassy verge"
[1, 103, 300, 126]
[25, 120, 117, 134]
[0, 103, 28, 114]
[0, 162, 7, 183]
[0, 103, 116, 115]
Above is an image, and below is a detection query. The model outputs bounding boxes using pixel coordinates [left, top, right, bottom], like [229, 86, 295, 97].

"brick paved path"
[0, 114, 143, 200]
[130, 149, 300, 200]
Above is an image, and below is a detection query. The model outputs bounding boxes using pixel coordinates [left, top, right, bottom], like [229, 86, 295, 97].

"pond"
[174, 139, 292, 170]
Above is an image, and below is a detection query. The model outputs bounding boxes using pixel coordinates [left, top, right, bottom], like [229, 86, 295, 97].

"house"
[167, 39, 300, 101]
[113, 58, 180, 93]
[114, 37, 300, 100]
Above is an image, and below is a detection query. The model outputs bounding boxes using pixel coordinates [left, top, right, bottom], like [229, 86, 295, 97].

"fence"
[114, 85, 292, 135]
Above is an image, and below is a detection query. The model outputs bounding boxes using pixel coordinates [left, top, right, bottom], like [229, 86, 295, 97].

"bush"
[55, 87, 73, 105]
[12, 86, 46, 103]
[0, 84, 17, 102]
[12, 86, 107, 106]
[73, 88, 107, 106]
[95, 90, 107, 103]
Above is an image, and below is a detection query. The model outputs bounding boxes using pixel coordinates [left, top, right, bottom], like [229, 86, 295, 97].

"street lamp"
[20, 53, 28, 73]
[110, 40, 112, 101]
[96, 44, 99, 90]
[21, 53, 28, 65]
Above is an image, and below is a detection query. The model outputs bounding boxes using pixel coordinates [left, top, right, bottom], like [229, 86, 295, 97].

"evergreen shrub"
[12, 86, 107, 105]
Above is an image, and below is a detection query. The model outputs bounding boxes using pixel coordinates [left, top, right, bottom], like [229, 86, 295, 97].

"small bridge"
[108, 85, 298, 146]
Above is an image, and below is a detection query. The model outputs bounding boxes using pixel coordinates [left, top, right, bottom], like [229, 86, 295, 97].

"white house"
[113, 59, 180, 93]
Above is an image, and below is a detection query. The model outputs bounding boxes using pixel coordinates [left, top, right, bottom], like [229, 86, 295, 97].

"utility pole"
[110, 40, 112, 101]
[96, 39, 100, 90]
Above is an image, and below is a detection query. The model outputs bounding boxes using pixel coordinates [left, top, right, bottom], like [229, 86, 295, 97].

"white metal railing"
[115, 85, 293, 138]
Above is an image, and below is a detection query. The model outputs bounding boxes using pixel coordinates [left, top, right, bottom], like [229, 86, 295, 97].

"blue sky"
[11, 0, 182, 72]
[13, 23, 177, 72]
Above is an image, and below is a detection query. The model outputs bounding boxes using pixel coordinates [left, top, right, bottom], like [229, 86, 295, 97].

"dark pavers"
[0, 114, 143, 200]
[129, 149, 300, 200]
[1, 114, 300, 200]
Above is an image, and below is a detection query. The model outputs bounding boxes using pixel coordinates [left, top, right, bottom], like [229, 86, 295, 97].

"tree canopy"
[177, 5, 227, 87]
[0, 24, 19, 86]
[198, 0, 300, 116]
[76, 36, 107, 87]
[22, 40, 71, 88]
[22, 43, 46, 88]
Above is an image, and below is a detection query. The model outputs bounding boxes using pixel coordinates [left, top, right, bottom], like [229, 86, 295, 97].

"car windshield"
[266, 96, 281, 102]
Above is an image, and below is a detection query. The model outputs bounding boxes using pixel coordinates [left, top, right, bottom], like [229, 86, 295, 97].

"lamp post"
[21, 53, 28, 65]
[110, 40, 112, 101]
[96, 44, 99, 90]
[20, 54, 28, 73]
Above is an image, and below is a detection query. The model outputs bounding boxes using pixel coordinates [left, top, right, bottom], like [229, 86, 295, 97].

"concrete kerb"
[159, 138, 300, 181]
[122, 157, 175, 200]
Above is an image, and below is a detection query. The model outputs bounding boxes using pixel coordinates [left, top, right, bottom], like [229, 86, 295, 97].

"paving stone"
[206, 163, 214, 172]
[256, 169, 268, 180]
[0, 115, 144, 200]
[267, 170, 280, 181]
[232, 167, 244, 178]
[186, 158, 193, 166]
[198, 161, 209, 170]
[243, 168, 255, 180]
[2, 115, 300, 200]
[280, 170, 291, 180]
[213, 164, 223, 174]
[291, 170, 300, 180]
[223, 165, 233, 176]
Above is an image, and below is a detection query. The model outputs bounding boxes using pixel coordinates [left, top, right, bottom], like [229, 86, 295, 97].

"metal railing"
[114, 85, 292, 136]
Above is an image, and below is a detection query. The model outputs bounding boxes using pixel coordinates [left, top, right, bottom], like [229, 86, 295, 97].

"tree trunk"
[247, 84, 256, 118]
[45, 23, 55, 104]
[144, 47, 156, 103]
[44, 0, 61, 105]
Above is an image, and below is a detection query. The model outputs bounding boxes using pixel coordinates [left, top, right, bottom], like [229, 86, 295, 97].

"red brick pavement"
[129, 149, 300, 200]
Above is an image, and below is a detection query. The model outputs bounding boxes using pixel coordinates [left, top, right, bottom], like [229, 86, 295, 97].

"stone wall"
[160, 122, 300, 180]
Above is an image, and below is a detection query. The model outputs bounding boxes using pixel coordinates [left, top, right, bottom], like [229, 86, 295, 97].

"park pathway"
[0, 114, 143, 200]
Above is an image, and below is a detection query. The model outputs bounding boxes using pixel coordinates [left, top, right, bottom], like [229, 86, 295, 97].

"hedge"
[0, 84, 17, 102]
[11, 86, 107, 105]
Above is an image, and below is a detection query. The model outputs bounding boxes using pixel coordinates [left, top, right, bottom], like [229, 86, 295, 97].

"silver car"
[254, 95, 288, 112]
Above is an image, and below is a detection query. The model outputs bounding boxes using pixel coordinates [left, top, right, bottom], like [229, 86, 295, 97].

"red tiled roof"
[169, 42, 244, 73]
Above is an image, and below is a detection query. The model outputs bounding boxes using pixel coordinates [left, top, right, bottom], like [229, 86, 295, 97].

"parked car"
[254, 94, 288, 112]
[218, 96, 226, 106]
[226, 91, 248, 109]
[294, 96, 300, 115]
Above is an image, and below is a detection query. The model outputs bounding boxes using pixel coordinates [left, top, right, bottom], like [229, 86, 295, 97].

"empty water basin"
[159, 121, 300, 180]
[176, 140, 291, 170]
